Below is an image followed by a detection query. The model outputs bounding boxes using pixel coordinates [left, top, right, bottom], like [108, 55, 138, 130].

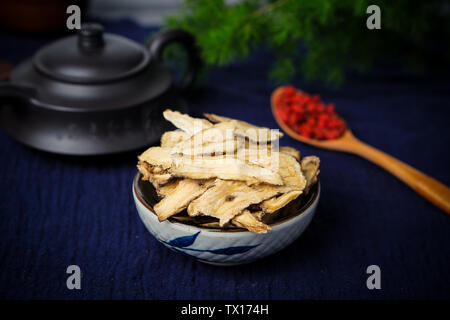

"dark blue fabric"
[0, 20, 449, 300]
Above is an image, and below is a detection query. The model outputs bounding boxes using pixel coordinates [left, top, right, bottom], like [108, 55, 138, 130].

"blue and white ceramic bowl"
[133, 173, 320, 266]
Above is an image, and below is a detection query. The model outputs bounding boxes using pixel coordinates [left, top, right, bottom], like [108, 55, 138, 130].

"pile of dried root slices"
[137, 109, 320, 233]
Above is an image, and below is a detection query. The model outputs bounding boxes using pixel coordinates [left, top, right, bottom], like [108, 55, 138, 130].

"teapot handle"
[0, 82, 34, 103]
[149, 28, 201, 91]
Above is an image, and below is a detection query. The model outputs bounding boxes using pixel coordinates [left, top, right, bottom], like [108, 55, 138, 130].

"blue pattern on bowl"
[163, 231, 260, 255]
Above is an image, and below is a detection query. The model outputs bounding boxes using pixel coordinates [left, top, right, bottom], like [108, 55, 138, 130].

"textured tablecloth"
[0, 20, 449, 300]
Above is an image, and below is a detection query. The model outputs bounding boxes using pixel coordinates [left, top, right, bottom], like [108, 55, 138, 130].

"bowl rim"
[133, 172, 320, 234]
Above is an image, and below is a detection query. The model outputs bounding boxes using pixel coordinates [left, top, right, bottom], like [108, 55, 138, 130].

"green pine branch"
[162, 0, 448, 85]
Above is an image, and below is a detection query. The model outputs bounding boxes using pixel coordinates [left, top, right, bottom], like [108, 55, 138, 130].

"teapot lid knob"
[78, 23, 104, 49]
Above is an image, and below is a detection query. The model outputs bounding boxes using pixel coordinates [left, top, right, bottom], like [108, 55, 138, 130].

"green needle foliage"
[163, 0, 449, 86]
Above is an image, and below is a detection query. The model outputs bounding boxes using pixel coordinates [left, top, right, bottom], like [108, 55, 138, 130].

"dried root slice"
[301, 156, 320, 193]
[154, 179, 214, 221]
[137, 161, 172, 188]
[137, 161, 152, 181]
[249, 152, 305, 216]
[161, 130, 190, 148]
[173, 121, 242, 156]
[203, 113, 232, 123]
[138, 147, 282, 185]
[237, 149, 305, 189]
[232, 210, 271, 233]
[204, 113, 283, 142]
[171, 155, 283, 186]
[163, 109, 212, 135]
[138, 147, 172, 170]
[178, 139, 242, 156]
[149, 173, 173, 186]
[251, 210, 266, 221]
[157, 179, 181, 198]
[278, 152, 306, 189]
[242, 143, 299, 162]
[188, 180, 247, 217]
[188, 180, 290, 226]
[279, 146, 300, 161]
[257, 153, 306, 214]
[237, 146, 278, 169]
[260, 190, 302, 213]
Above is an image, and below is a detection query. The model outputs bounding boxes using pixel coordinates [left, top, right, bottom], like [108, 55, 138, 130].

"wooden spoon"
[271, 86, 450, 215]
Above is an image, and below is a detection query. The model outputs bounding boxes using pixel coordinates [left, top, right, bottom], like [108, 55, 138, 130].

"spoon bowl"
[271, 86, 450, 215]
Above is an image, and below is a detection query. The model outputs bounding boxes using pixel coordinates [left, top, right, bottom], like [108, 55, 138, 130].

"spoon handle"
[349, 139, 450, 215]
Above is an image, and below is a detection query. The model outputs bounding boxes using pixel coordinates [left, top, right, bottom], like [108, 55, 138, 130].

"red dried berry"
[275, 86, 347, 140]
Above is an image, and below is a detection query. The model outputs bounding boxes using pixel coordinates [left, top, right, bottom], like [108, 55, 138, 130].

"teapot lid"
[33, 23, 150, 83]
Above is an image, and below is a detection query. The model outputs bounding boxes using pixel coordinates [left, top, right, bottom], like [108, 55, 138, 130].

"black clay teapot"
[0, 23, 201, 155]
